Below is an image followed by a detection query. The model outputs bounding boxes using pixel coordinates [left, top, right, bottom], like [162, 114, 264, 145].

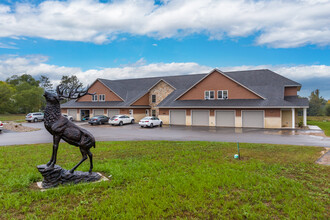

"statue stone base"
[37, 164, 102, 189]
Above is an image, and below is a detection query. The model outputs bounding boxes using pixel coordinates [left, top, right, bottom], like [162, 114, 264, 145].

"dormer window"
[204, 91, 215, 100]
[92, 94, 98, 102]
[217, 90, 228, 99]
[99, 94, 105, 102]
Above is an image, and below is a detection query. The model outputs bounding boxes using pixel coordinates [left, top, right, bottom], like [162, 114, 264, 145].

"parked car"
[139, 117, 163, 128]
[62, 114, 73, 121]
[109, 115, 135, 126]
[26, 112, 44, 122]
[0, 121, 3, 132]
[88, 115, 109, 125]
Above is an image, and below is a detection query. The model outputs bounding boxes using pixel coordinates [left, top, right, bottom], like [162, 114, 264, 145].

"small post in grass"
[234, 142, 240, 159]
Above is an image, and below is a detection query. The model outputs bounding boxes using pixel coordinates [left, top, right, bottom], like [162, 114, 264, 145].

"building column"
[303, 108, 307, 126]
[291, 108, 295, 128]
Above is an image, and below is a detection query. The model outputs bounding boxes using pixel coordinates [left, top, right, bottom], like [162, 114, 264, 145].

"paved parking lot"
[0, 122, 329, 147]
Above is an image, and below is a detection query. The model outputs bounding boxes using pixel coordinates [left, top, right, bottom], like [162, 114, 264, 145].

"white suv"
[109, 115, 135, 126]
[26, 112, 44, 122]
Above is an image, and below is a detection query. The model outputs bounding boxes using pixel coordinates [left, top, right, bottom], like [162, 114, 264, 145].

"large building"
[61, 69, 309, 128]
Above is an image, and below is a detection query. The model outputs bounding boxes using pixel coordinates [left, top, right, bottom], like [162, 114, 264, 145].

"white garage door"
[192, 110, 209, 126]
[242, 111, 264, 128]
[108, 109, 120, 118]
[216, 110, 235, 127]
[93, 109, 104, 116]
[68, 109, 77, 120]
[170, 110, 186, 125]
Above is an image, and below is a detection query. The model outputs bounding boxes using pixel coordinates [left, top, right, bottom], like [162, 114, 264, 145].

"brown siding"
[61, 109, 67, 114]
[133, 108, 147, 114]
[284, 87, 298, 96]
[120, 109, 129, 114]
[265, 109, 280, 117]
[159, 109, 169, 115]
[179, 71, 261, 100]
[132, 92, 149, 106]
[77, 80, 122, 102]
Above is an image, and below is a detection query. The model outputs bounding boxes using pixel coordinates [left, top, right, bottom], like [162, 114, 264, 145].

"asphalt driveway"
[0, 122, 329, 147]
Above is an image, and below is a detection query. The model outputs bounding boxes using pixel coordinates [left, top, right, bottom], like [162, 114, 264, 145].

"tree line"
[308, 89, 330, 116]
[0, 74, 83, 114]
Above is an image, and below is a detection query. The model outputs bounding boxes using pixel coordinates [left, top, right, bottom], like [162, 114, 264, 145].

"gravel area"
[3, 122, 40, 132]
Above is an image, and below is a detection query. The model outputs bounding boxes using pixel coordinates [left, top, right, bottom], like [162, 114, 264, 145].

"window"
[217, 90, 228, 99]
[152, 94, 156, 103]
[92, 94, 98, 102]
[99, 94, 105, 102]
[204, 91, 215, 100]
[152, 110, 156, 116]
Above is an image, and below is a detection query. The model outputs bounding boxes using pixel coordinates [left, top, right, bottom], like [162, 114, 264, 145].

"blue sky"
[0, 0, 329, 99]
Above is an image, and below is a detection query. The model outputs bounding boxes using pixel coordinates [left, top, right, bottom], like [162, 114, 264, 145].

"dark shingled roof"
[61, 69, 308, 109]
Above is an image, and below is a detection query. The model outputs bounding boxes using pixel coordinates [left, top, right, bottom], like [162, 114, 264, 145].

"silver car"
[26, 112, 44, 122]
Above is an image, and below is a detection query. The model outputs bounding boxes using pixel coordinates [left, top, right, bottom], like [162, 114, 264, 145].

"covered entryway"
[108, 109, 120, 118]
[170, 110, 186, 125]
[192, 110, 209, 126]
[68, 109, 77, 121]
[93, 109, 104, 116]
[215, 110, 235, 127]
[242, 110, 264, 128]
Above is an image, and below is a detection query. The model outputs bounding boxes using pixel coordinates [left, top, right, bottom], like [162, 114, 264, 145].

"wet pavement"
[0, 122, 329, 148]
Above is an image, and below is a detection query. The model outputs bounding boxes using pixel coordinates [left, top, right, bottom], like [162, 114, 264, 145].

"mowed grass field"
[0, 141, 329, 219]
[0, 114, 26, 123]
[307, 116, 330, 136]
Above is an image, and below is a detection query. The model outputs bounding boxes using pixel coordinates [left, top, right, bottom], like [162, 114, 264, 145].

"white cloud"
[0, 42, 18, 49]
[0, 0, 330, 47]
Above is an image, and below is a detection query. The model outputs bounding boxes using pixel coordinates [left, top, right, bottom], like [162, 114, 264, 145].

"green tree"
[308, 89, 327, 116]
[6, 74, 40, 87]
[0, 81, 15, 113]
[60, 75, 83, 89]
[59, 75, 84, 103]
[5, 74, 44, 113]
[13, 84, 44, 113]
[326, 102, 330, 116]
[39, 75, 53, 91]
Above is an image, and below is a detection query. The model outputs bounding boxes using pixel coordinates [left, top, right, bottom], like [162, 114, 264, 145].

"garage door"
[108, 109, 120, 118]
[242, 111, 264, 128]
[192, 110, 209, 126]
[93, 109, 104, 116]
[68, 109, 77, 120]
[216, 110, 235, 127]
[170, 110, 186, 125]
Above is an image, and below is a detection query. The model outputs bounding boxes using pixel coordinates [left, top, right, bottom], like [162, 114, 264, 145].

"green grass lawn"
[0, 114, 26, 123]
[0, 141, 329, 219]
[307, 116, 330, 136]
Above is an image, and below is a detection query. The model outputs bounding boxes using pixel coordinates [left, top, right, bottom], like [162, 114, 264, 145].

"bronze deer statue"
[43, 85, 96, 173]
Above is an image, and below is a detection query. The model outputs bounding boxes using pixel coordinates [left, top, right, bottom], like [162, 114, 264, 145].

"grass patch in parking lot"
[0, 114, 26, 123]
[304, 116, 330, 136]
[0, 141, 329, 219]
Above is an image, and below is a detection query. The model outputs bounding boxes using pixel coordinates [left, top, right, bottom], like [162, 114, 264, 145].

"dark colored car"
[88, 115, 109, 125]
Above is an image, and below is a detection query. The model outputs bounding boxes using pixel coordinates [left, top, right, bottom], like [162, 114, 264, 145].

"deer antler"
[56, 84, 95, 100]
